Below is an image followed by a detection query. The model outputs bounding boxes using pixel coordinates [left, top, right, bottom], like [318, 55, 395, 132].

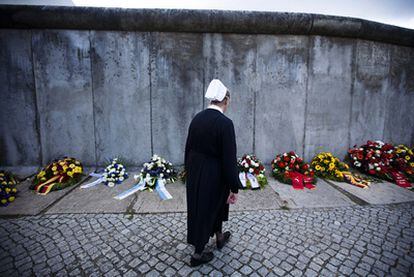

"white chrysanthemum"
[248, 168, 254, 173]
[108, 182, 115, 187]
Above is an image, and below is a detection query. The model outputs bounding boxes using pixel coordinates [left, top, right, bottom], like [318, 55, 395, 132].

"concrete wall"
[1, 28, 413, 167]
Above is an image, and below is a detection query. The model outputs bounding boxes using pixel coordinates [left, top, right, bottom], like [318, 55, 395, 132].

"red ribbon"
[389, 169, 412, 188]
[287, 172, 315, 190]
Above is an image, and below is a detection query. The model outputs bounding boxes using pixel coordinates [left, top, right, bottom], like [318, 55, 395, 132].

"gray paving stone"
[0, 203, 413, 276]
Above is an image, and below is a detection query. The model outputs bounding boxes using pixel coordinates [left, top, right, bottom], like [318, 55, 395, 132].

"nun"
[185, 79, 242, 266]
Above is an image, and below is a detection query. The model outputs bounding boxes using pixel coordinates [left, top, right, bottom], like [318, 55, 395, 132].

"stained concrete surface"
[268, 176, 355, 209]
[304, 36, 354, 161]
[326, 179, 414, 205]
[2, 30, 414, 167]
[255, 35, 309, 162]
[150, 32, 204, 165]
[90, 31, 152, 166]
[0, 30, 40, 166]
[32, 30, 96, 165]
[46, 170, 141, 214]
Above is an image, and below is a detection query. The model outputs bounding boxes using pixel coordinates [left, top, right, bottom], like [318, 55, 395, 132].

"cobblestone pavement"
[1, 203, 413, 276]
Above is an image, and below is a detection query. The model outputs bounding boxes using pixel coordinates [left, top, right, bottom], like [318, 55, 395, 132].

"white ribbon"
[80, 172, 105, 189]
[90, 172, 102, 178]
[239, 172, 247, 188]
[246, 173, 260, 189]
[114, 178, 146, 200]
[155, 179, 173, 200]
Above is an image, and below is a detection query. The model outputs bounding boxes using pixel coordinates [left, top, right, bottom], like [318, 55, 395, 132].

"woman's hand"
[227, 192, 238, 204]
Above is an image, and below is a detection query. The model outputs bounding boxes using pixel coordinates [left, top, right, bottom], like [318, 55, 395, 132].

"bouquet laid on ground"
[271, 151, 316, 190]
[238, 154, 267, 189]
[348, 140, 412, 188]
[31, 157, 83, 195]
[0, 171, 18, 207]
[393, 145, 414, 183]
[81, 158, 128, 189]
[311, 152, 371, 189]
[115, 154, 177, 200]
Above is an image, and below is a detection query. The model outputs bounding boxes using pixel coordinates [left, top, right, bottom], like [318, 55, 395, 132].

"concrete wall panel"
[204, 33, 256, 158]
[349, 40, 391, 146]
[0, 30, 40, 166]
[32, 30, 96, 165]
[304, 36, 354, 160]
[383, 46, 414, 145]
[91, 31, 151, 166]
[255, 35, 309, 163]
[151, 32, 204, 164]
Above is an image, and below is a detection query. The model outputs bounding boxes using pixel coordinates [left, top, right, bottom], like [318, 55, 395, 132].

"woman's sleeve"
[221, 119, 242, 193]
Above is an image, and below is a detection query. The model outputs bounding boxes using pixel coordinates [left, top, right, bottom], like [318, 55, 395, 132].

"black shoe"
[190, 252, 214, 267]
[216, 231, 231, 249]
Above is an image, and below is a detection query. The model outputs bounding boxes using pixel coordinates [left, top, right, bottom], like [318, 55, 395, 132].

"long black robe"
[185, 108, 242, 251]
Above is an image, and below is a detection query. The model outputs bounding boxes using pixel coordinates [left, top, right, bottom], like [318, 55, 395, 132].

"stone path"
[1, 203, 413, 276]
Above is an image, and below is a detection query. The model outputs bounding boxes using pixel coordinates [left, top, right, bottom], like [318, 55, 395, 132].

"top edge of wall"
[1, 4, 414, 47]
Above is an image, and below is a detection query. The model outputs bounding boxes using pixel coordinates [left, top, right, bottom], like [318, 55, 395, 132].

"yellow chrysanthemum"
[38, 170, 46, 178]
[410, 162, 414, 168]
[405, 156, 411, 161]
[67, 171, 74, 177]
[52, 166, 57, 171]
[329, 163, 335, 170]
[69, 164, 75, 168]
[315, 165, 321, 171]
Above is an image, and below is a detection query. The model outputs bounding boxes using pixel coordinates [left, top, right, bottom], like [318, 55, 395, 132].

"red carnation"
[283, 156, 290, 162]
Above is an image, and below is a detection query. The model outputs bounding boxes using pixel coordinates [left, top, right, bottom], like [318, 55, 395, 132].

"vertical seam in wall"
[202, 62, 205, 109]
[30, 30, 43, 165]
[88, 30, 98, 167]
[302, 35, 312, 158]
[347, 40, 357, 151]
[252, 38, 257, 154]
[382, 45, 393, 142]
[149, 32, 154, 156]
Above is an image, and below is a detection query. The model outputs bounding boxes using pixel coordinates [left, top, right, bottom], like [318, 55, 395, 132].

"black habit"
[185, 108, 242, 251]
